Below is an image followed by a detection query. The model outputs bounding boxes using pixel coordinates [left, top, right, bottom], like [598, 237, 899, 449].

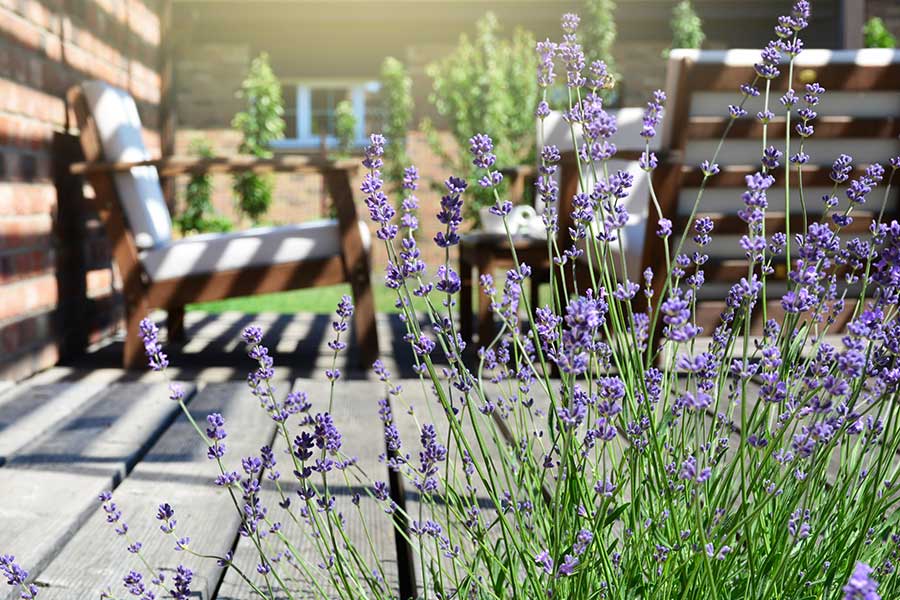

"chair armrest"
[71, 154, 359, 177]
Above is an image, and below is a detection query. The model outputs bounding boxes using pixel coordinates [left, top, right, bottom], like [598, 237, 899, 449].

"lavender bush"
[4, 3, 900, 599]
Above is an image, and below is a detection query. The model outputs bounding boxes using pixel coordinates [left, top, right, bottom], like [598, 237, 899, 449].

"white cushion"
[82, 81, 172, 249]
[139, 219, 371, 281]
[575, 160, 649, 283]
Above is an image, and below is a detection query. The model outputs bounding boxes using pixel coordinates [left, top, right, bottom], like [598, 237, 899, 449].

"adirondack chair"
[67, 81, 379, 369]
[640, 48, 900, 329]
[552, 49, 899, 332]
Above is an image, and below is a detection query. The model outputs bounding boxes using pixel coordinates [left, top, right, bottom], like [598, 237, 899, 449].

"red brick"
[0, 273, 57, 321]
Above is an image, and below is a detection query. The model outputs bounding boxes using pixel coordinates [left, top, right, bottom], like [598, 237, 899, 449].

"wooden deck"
[0, 311, 854, 599]
[0, 371, 418, 600]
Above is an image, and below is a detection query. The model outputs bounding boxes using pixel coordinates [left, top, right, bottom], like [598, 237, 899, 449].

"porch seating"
[641, 48, 900, 325]
[550, 49, 899, 333]
[68, 81, 379, 368]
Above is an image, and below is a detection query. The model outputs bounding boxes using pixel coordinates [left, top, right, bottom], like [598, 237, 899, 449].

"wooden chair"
[638, 48, 900, 330]
[67, 81, 379, 369]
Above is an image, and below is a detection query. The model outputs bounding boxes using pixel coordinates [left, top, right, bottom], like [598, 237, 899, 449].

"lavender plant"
[4, 3, 900, 599]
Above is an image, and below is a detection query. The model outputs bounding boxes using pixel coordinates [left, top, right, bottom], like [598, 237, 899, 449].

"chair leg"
[349, 266, 379, 369]
[123, 300, 151, 370]
[477, 256, 494, 347]
[167, 306, 186, 343]
[459, 252, 474, 347]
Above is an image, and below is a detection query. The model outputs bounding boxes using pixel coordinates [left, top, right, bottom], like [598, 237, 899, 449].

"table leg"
[460, 250, 474, 347]
[477, 255, 494, 347]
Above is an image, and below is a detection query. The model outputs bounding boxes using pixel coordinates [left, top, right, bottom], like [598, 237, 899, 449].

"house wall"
[0, 0, 162, 380]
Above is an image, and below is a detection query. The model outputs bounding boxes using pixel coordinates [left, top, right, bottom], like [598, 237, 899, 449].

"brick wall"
[0, 0, 162, 381]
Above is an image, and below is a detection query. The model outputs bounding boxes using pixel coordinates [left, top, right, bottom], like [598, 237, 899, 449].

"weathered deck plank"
[216, 380, 400, 600]
[0, 381, 109, 466]
[32, 382, 279, 600]
[387, 379, 519, 599]
[0, 381, 194, 600]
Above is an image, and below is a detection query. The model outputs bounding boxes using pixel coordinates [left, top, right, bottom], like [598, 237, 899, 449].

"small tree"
[175, 138, 232, 235]
[670, 0, 705, 51]
[583, 0, 619, 99]
[334, 100, 357, 157]
[380, 57, 414, 192]
[863, 17, 897, 49]
[232, 53, 285, 224]
[427, 12, 537, 222]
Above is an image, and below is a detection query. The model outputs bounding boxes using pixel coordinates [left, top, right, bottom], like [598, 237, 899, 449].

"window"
[272, 81, 382, 150]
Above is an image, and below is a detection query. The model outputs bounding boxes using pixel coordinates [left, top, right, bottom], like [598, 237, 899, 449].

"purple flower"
[537, 39, 557, 88]
[417, 424, 447, 492]
[589, 60, 611, 90]
[170, 565, 193, 600]
[561, 13, 580, 34]
[434, 176, 467, 248]
[640, 90, 666, 139]
[314, 413, 343, 454]
[831, 154, 853, 184]
[0, 555, 37, 599]
[534, 549, 554, 575]
[843, 562, 880, 600]
[755, 41, 782, 80]
[402, 166, 419, 190]
[469, 133, 497, 171]
[559, 14, 585, 88]
[657, 218, 673, 238]
[138, 318, 168, 371]
[156, 503, 177, 533]
[557, 554, 579, 577]
[361, 134, 398, 240]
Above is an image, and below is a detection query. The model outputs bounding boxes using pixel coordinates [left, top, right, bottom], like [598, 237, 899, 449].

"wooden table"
[459, 232, 552, 347]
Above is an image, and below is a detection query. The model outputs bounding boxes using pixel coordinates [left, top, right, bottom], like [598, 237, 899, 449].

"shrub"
[380, 57, 414, 193]
[583, 0, 619, 103]
[426, 12, 538, 223]
[334, 99, 358, 157]
[863, 17, 897, 49]
[232, 52, 285, 224]
[174, 138, 233, 235]
[670, 0, 706, 51]
[5, 3, 900, 600]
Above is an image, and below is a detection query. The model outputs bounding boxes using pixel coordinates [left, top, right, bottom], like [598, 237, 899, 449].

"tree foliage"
[334, 99, 357, 157]
[232, 53, 285, 223]
[671, 0, 706, 50]
[583, 0, 619, 89]
[174, 138, 232, 235]
[863, 17, 897, 49]
[426, 12, 537, 222]
[380, 57, 414, 191]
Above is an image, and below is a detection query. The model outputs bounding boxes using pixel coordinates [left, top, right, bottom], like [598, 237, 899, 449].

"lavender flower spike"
[843, 562, 880, 600]
[139, 317, 168, 371]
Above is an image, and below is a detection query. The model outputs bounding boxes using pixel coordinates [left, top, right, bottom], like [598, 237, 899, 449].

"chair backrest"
[649, 48, 900, 284]
[80, 81, 172, 249]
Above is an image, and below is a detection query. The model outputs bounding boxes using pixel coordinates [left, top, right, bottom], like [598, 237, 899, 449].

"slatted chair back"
[643, 48, 900, 321]
[67, 84, 147, 310]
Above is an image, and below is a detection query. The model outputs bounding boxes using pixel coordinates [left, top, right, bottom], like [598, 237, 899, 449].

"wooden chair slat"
[674, 211, 896, 235]
[686, 62, 900, 92]
[686, 116, 900, 139]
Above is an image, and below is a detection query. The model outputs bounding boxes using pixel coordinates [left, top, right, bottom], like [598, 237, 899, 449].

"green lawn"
[187, 283, 434, 314]
[188, 281, 550, 315]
